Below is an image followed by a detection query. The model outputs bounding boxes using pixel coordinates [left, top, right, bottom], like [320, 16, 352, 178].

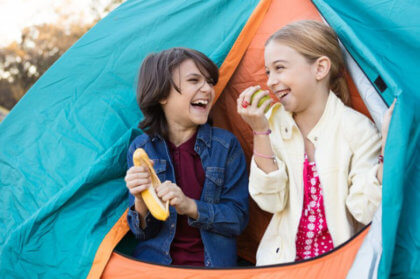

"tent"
[0, 0, 418, 278]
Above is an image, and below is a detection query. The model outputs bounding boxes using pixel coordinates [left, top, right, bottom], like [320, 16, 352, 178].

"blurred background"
[0, 0, 126, 121]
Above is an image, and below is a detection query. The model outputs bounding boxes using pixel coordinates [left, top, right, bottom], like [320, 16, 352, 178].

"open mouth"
[276, 89, 290, 100]
[190, 99, 209, 110]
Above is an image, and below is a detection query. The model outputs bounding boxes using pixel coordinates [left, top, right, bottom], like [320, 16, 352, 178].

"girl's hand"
[237, 86, 272, 132]
[157, 181, 198, 219]
[376, 98, 396, 185]
[381, 99, 396, 147]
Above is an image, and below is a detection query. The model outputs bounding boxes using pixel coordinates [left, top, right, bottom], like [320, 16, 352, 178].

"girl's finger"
[244, 85, 261, 105]
[388, 98, 396, 114]
[258, 97, 273, 113]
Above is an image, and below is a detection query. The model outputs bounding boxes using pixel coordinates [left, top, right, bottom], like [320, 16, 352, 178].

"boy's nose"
[200, 80, 213, 92]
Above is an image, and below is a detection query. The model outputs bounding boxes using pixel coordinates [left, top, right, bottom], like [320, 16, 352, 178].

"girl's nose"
[266, 74, 276, 89]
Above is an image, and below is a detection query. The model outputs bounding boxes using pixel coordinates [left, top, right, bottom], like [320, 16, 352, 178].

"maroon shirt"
[166, 133, 205, 266]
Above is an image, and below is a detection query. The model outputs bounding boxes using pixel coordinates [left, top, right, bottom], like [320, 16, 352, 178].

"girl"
[237, 20, 393, 265]
[125, 47, 249, 267]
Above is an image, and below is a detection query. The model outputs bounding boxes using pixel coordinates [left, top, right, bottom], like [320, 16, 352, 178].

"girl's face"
[264, 40, 319, 113]
[160, 59, 215, 128]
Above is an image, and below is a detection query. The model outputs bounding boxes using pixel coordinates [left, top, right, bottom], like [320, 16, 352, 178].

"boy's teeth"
[192, 100, 208, 105]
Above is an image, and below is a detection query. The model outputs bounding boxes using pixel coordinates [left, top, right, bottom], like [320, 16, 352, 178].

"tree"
[0, 22, 93, 109]
[0, 0, 127, 110]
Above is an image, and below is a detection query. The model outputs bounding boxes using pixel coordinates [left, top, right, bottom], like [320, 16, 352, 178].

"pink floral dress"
[295, 155, 334, 261]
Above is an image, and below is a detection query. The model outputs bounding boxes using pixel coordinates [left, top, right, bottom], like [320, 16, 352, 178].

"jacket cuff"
[187, 200, 213, 230]
[249, 157, 287, 194]
[127, 206, 158, 240]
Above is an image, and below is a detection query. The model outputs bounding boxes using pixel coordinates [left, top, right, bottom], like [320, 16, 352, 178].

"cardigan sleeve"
[249, 155, 289, 214]
[345, 114, 382, 225]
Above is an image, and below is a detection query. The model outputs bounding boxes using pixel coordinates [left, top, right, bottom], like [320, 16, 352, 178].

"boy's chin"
[191, 117, 209, 126]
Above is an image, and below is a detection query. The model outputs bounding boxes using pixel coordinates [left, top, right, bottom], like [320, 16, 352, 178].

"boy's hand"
[157, 181, 198, 219]
[125, 166, 151, 217]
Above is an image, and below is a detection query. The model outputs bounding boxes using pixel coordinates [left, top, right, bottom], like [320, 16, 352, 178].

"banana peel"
[133, 148, 169, 221]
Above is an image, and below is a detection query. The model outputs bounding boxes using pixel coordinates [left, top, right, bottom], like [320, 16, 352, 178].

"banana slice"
[133, 148, 169, 221]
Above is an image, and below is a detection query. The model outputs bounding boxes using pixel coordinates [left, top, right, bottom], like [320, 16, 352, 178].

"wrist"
[186, 198, 198, 219]
[135, 197, 148, 215]
[253, 128, 271, 135]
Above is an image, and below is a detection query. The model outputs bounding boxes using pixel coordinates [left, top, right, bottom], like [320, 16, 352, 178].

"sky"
[0, 0, 110, 47]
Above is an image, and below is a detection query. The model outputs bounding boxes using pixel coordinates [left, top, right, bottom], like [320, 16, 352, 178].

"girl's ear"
[314, 56, 331, 81]
[159, 98, 168, 105]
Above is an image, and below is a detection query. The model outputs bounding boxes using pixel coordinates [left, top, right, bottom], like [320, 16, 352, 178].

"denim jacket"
[126, 124, 249, 267]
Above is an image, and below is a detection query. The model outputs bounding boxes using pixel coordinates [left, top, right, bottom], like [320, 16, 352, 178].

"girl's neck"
[167, 121, 198, 147]
[294, 89, 329, 136]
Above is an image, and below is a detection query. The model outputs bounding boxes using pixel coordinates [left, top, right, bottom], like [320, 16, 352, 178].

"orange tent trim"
[86, 210, 130, 279]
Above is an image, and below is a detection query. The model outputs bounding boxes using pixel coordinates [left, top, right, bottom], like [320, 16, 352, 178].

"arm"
[237, 85, 289, 214]
[187, 138, 249, 237]
[125, 142, 162, 240]
[345, 116, 382, 225]
[249, 154, 289, 214]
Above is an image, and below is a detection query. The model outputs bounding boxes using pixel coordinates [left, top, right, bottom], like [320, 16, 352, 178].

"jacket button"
[314, 136, 318, 141]
[285, 128, 288, 133]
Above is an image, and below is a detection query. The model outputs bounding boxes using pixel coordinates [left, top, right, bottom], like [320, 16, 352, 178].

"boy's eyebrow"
[185, 73, 202, 77]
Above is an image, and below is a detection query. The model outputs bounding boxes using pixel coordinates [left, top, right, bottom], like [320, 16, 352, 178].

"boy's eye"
[207, 78, 215, 85]
[276, 65, 285, 70]
[265, 70, 270, 76]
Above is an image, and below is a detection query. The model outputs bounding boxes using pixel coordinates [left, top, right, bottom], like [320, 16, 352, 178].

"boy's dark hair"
[137, 47, 219, 139]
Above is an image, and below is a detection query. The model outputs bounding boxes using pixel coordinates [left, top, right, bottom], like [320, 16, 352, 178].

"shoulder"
[341, 105, 381, 148]
[128, 133, 151, 152]
[210, 127, 240, 150]
[341, 105, 377, 131]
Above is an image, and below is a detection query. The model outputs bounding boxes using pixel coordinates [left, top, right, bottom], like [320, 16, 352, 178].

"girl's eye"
[188, 79, 199, 83]
[276, 65, 285, 71]
[207, 78, 215, 85]
[265, 70, 270, 76]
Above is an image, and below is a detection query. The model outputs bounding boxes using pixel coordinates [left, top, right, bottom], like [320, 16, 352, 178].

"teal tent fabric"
[0, 0, 259, 277]
[313, 0, 420, 278]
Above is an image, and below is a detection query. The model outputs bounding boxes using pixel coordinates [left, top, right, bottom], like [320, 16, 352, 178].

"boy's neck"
[167, 122, 198, 147]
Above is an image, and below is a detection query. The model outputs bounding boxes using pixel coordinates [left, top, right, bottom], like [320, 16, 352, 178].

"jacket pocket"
[152, 159, 167, 182]
[203, 167, 225, 203]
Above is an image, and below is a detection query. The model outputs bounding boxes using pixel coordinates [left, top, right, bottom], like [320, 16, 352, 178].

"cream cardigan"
[250, 92, 382, 266]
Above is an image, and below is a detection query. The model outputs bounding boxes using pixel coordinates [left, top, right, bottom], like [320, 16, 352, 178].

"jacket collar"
[307, 92, 342, 143]
[149, 123, 212, 149]
[196, 123, 212, 149]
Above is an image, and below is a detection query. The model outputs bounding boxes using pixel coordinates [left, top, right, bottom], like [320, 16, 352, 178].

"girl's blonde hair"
[266, 20, 350, 105]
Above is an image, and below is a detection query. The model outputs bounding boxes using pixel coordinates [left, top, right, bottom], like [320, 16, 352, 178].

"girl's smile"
[264, 41, 321, 114]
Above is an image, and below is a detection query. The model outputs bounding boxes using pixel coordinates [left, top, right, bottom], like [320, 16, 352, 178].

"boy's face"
[160, 59, 215, 129]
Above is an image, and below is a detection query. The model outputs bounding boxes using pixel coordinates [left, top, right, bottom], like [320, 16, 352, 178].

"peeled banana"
[133, 148, 169, 221]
